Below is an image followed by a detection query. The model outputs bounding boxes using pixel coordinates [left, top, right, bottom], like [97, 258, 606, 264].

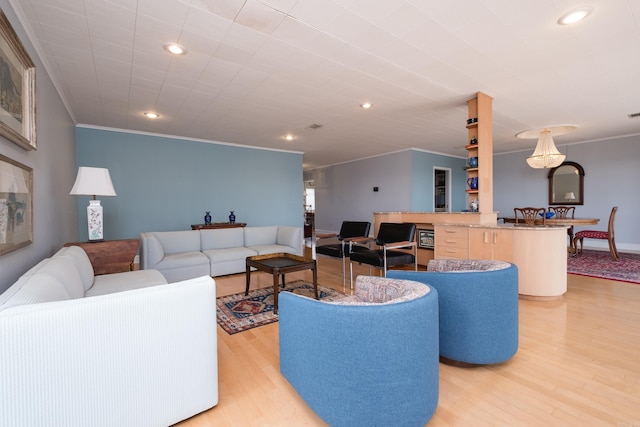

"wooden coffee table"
[245, 252, 318, 314]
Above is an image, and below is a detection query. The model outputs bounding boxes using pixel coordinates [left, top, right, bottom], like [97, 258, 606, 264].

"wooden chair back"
[549, 206, 575, 219]
[514, 207, 546, 225]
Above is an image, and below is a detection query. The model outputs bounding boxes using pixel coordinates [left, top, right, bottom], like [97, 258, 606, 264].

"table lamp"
[564, 192, 576, 201]
[70, 167, 117, 242]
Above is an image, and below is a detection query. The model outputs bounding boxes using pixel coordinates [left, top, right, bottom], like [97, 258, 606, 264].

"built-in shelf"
[465, 92, 493, 214]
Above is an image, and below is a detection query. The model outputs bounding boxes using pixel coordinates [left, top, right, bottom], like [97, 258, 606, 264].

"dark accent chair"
[349, 222, 417, 286]
[575, 206, 619, 261]
[315, 221, 371, 287]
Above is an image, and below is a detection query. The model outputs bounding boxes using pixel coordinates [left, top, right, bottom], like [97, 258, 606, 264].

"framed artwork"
[0, 153, 32, 255]
[0, 10, 36, 151]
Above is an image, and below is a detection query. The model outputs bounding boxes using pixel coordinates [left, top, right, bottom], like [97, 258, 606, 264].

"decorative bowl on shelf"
[539, 212, 555, 219]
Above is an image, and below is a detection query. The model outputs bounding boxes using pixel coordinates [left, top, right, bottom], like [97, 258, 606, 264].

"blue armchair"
[389, 260, 519, 366]
[279, 276, 439, 427]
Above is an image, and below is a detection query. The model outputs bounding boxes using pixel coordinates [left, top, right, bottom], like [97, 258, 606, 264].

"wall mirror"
[548, 161, 584, 205]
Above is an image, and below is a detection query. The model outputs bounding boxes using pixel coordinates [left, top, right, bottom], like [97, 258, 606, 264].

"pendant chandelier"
[516, 125, 578, 169]
[526, 128, 565, 168]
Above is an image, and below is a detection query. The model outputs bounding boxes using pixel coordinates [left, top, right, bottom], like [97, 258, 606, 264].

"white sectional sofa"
[140, 225, 303, 282]
[0, 245, 218, 427]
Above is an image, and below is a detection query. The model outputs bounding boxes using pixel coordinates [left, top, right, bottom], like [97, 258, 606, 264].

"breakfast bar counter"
[373, 212, 568, 300]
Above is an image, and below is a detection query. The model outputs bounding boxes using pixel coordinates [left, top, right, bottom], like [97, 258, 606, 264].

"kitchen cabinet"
[469, 227, 513, 262]
[434, 225, 469, 259]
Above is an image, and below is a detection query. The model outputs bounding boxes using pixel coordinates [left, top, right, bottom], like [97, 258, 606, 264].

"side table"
[64, 239, 139, 275]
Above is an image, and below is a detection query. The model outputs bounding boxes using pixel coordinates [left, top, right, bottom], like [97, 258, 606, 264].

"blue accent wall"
[307, 149, 467, 234]
[410, 150, 467, 212]
[74, 127, 303, 240]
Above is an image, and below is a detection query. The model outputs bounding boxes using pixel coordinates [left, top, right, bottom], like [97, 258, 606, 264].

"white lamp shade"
[564, 192, 576, 200]
[70, 167, 117, 197]
[526, 129, 566, 169]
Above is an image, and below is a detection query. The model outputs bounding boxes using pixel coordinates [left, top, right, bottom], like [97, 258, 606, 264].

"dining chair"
[315, 221, 371, 287]
[549, 206, 575, 219]
[549, 206, 576, 242]
[349, 222, 417, 288]
[575, 206, 619, 261]
[514, 207, 546, 225]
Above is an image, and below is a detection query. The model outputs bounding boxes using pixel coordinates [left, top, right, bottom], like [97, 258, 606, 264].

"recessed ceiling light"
[360, 102, 373, 109]
[557, 7, 592, 25]
[144, 112, 160, 119]
[284, 134, 295, 141]
[163, 42, 187, 55]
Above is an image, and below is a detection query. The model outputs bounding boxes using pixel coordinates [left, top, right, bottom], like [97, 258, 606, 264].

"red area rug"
[567, 250, 640, 284]
[216, 280, 345, 334]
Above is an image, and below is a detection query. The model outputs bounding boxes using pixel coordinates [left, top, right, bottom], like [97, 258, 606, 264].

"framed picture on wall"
[0, 10, 36, 151]
[0, 153, 33, 255]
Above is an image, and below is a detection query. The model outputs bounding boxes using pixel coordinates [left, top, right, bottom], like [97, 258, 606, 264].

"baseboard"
[580, 242, 640, 254]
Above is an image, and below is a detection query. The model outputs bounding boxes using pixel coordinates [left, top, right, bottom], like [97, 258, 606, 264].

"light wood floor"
[176, 249, 640, 427]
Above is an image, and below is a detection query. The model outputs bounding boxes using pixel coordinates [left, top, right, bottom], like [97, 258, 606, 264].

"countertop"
[435, 223, 569, 230]
[373, 211, 498, 215]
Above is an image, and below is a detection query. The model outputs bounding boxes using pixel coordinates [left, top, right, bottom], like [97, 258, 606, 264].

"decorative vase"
[229, 211, 236, 224]
[204, 211, 212, 225]
[467, 177, 478, 190]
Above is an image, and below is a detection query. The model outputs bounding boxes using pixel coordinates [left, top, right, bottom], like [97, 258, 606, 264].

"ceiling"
[9, 0, 640, 170]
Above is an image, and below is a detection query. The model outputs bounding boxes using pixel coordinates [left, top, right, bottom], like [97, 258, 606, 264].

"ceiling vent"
[628, 112, 640, 118]
[306, 123, 323, 129]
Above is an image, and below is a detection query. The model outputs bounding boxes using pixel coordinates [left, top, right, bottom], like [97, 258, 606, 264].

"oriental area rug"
[216, 280, 345, 334]
[567, 250, 640, 284]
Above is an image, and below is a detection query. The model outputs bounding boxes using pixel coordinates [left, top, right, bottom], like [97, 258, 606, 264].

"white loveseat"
[0, 245, 219, 427]
[140, 225, 303, 282]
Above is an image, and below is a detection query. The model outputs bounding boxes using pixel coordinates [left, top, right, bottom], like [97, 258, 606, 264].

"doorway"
[304, 181, 315, 238]
[434, 168, 451, 212]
